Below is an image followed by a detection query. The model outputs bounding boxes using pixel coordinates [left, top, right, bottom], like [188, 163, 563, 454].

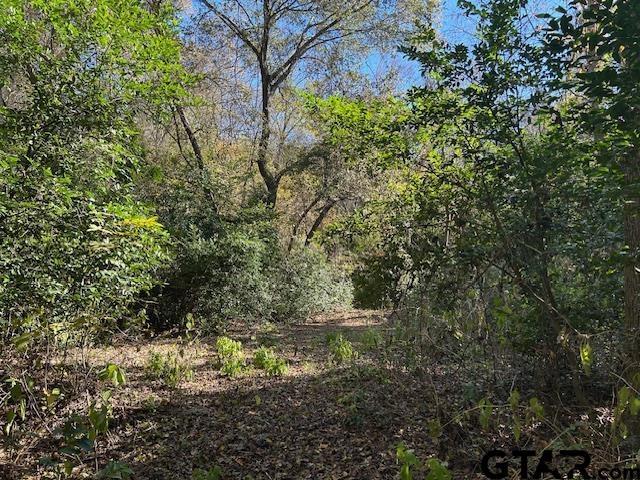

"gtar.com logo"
[480, 449, 640, 479]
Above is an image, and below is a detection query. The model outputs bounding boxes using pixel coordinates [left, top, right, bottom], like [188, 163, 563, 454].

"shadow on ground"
[111, 364, 456, 480]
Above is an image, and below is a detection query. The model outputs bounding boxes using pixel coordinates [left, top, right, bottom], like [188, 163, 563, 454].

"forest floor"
[8, 309, 612, 479]
[83, 309, 481, 479]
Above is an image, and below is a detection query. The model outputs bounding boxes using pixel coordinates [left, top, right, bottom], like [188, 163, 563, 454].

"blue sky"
[359, 0, 566, 92]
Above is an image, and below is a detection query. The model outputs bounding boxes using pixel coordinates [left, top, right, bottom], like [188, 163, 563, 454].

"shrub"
[216, 336, 243, 359]
[145, 186, 354, 331]
[145, 350, 193, 388]
[253, 347, 288, 376]
[328, 333, 357, 364]
[359, 328, 383, 351]
[0, 0, 183, 343]
[216, 336, 246, 377]
[0, 142, 171, 342]
[271, 247, 353, 321]
[149, 203, 280, 332]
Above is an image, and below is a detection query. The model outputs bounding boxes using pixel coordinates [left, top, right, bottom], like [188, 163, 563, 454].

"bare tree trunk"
[174, 105, 218, 214]
[289, 194, 321, 251]
[176, 105, 205, 170]
[257, 73, 279, 207]
[305, 199, 336, 245]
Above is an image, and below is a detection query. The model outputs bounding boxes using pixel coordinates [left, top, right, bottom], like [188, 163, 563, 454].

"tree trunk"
[305, 199, 336, 245]
[176, 105, 204, 170]
[624, 151, 640, 370]
[289, 194, 322, 251]
[257, 70, 279, 207]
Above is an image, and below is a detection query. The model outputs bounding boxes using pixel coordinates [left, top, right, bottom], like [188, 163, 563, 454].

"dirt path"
[87, 310, 464, 479]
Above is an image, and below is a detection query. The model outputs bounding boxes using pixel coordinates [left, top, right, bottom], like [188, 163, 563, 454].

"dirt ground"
[86, 310, 462, 479]
[5, 309, 611, 479]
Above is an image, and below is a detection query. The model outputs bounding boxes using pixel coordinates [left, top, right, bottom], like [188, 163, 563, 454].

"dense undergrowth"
[1, 0, 640, 478]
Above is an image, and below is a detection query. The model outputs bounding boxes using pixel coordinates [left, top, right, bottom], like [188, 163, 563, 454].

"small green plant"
[220, 357, 245, 377]
[146, 351, 165, 377]
[98, 363, 127, 387]
[145, 350, 193, 388]
[97, 460, 134, 479]
[396, 443, 452, 480]
[337, 390, 365, 427]
[192, 466, 222, 480]
[253, 347, 288, 376]
[327, 333, 357, 364]
[216, 336, 243, 359]
[396, 443, 420, 480]
[359, 327, 383, 351]
[215, 336, 246, 377]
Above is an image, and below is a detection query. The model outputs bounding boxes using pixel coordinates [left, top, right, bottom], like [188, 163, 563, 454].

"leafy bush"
[147, 200, 279, 331]
[253, 347, 288, 376]
[145, 350, 194, 388]
[271, 247, 353, 321]
[144, 179, 353, 331]
[359, 328, 383, 351]
[327, 333, 357, 364]
[0, 0, 185, 343]
[216, 336, 246, 377]
[0, 144, 172, 342]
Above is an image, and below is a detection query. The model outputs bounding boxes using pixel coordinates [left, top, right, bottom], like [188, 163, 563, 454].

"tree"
[0, 0, 189, 337]
[196, 0, 432, 206]
[546, 0, 640, 391]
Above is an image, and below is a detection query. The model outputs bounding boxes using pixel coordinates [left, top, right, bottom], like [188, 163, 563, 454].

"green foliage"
[54, 389, 119, 475]
[478, 398, 493, 431]
[613, 384, 640, 440]
[580, 342, 593, 376]
[216, 336, 243, 359]
[97, 461, 134, 479]
[253, 347, 288, 376]
[327, 333, 357, 364]
[216, 336, 246, 377]
[98, 364, 127, 388]
[0, 0, 187, 341]
[396, 443, 420, 480]
[145, 350, 194, 388]
[396, 443, 451, 480]
[219, 358, 246, 377]
[148, 193, 352, 331]
[304, 93, 412, 169]
[271, 247, 353, 321]
[192, 466, 223, 480]
[424, 459, 452, 480]
[359, 328, 383, 351]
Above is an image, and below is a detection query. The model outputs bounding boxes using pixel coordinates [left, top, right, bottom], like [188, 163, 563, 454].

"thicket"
[2, 0, 640, 476]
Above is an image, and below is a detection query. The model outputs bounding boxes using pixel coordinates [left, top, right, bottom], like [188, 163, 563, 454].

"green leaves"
[1, 0, 180, 344]
[396, 444, 452, 480]
[397, 443, 421, 480]
[478, 398, 493, 430]
[97, 461, 134, 479]
[98, 363, 127, 387]
[425, 459, 453, 480]
[579, 342, 593, 376]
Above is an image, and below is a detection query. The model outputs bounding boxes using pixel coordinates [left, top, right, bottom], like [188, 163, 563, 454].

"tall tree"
[547, 0, 640, 371]
[196, 0, 432, 206]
